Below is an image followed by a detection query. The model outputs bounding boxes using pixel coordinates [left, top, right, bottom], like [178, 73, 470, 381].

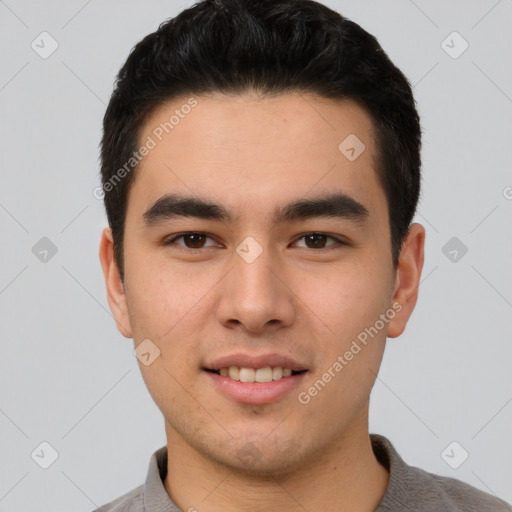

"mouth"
[202, 354, 309, 405]
[204, 366, 307, 383]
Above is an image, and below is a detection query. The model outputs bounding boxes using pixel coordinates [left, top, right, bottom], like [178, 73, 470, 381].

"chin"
[207, 436, 309, 478]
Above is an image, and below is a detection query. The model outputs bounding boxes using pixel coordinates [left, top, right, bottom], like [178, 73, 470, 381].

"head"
[99, 0, 424, 476]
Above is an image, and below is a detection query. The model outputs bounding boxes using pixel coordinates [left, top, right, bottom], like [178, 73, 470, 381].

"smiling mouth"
[204, 366, 307, 383]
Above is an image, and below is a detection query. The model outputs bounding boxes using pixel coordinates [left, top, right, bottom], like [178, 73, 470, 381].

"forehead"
[128, 92, 386, 224]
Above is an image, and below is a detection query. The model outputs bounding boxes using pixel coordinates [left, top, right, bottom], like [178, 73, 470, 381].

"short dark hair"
[100, 0, 421, 282]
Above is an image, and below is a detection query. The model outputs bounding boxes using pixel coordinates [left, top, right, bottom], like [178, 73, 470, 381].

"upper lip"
[205, 353, 308, 372]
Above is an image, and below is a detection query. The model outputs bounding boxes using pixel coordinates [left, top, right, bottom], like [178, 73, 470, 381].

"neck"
[164, 410, 389, 512]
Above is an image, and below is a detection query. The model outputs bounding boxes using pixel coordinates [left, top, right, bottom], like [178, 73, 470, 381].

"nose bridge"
[234, 239, 275, 300]
[216, 237, 295, 332]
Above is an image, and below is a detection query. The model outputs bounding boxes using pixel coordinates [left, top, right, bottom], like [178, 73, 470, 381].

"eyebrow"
[142, 192, 370, 226]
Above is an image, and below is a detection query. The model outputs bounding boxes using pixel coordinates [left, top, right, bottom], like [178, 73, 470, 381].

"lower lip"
[204, 371, 308, 405]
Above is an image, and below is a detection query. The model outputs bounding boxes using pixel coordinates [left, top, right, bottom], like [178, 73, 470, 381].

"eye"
[163, 232, 220, 249]
[293, 233, 345, 249]
[162, 232, 346, 251]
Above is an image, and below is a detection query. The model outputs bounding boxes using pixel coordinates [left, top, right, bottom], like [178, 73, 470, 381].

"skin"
[100, 91, 425, 512]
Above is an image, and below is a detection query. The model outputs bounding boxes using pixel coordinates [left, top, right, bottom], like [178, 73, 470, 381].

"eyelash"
[161, 232, 347, 251]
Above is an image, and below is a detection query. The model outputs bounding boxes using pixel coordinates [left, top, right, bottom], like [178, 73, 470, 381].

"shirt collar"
[143, 444, 181, 512]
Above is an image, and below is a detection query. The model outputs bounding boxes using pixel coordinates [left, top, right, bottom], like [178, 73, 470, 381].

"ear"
[99, 227, 133, 338]
[387, 223, 425, 338]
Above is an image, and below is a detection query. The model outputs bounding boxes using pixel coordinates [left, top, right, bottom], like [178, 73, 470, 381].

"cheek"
[124, 248, 212, 340]
[299, 258, 392, 342]
[124, 253, 215, 376]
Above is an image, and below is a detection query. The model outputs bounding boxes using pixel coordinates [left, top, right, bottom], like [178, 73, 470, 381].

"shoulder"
[412, 466, 512, 511]
[90, 484, 144, 512]
[371, 434, 512, 512]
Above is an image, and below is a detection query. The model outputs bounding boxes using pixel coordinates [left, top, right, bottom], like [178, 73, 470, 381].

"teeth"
[272, 367, 283, 380]
[228, 366, 240, 381]
[239, 367, 255, 382]
[255, 367, 273, 383]
[216, 366, 299, 382]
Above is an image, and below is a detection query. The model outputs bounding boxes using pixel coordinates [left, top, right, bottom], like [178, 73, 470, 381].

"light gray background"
[1, 0, 511, 510]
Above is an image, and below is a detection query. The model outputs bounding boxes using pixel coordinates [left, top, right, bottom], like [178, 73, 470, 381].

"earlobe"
[387, 223, 425, 339]
[99, 227, 133, 338]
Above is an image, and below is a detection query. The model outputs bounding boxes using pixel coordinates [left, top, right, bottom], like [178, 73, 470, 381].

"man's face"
[103, 92, 418, 474]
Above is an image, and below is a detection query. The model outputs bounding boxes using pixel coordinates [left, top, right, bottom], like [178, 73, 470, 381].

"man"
[95, 0, 512, 510]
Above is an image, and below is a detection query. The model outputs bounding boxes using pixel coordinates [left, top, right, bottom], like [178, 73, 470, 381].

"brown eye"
[305, 233, 328, 248]
[294, 233, 343, 249]
[181, 233, 207, 248]
[164, 232, 218, 249]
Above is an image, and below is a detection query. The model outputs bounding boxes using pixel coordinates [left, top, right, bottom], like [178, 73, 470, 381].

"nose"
[215, 242, 296, 334]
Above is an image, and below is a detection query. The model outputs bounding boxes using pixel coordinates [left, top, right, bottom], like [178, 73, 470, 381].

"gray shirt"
[92, 433, 512, 511]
